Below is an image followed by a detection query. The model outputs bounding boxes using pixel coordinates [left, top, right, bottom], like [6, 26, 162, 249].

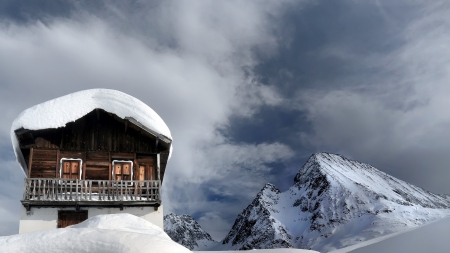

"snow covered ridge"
[164, 213, 217, 250]
[222, 152, 450, 252]
[10, 89, 172, 174]
[0, 213, 191, 253]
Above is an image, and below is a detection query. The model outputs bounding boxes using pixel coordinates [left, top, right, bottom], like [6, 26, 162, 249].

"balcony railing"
[23, 178, 161, 202]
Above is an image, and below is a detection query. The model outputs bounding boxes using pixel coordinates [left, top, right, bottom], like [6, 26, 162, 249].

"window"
[60, 158, 83, 180]
[112, 160, 133, 182]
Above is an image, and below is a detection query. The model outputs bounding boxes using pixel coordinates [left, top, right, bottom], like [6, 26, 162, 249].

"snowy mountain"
[222, 152, 450, 252]
[164, 213, 218, 250]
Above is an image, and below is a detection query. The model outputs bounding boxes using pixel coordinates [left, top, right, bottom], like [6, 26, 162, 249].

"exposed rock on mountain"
[221, 152, 450, 252]
[164, 213, 217, 250]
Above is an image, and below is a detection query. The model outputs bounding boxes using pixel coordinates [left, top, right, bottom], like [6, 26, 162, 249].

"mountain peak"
[224, 152, 450, 252]
[163, 213, 216, 250]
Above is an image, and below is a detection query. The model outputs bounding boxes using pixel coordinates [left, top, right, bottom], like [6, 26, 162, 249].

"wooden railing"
[23, 178, 161, 202]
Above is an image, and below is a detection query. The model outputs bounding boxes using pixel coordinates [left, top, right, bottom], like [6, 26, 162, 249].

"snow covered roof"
[11, 89, 172, 175]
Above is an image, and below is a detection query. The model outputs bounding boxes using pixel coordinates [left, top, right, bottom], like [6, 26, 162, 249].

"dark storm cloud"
[255, 0, 422, 95]
[0, 0, 74, 23]
[226, 0, 450, 196]
[295, 1, 450, 194]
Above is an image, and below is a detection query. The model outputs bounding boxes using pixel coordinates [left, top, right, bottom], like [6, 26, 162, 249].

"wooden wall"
[22, 109, 167, 181]
[29, 149, 157, 181]
[23, 109, 163, 153]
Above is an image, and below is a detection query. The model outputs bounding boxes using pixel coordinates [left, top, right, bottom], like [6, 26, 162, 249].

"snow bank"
[10, 89, 172, 174]
[198, 250, 319, 253]
[0, 213, 191, 253]
[331, 216, 450, 253]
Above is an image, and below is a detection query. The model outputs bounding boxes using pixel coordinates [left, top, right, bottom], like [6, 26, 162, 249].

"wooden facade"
[15, 109, 170, 183]
[17, 109, 171, 210]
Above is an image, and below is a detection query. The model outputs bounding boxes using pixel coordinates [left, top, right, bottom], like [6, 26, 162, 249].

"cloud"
[197, 211, 232, 241]
[297, 1, 450, 194]
[0, 0, 296, 237]
[0, 160, 24, 236]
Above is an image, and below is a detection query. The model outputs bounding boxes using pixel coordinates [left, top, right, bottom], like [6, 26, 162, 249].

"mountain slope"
[164, 213, 217, 250]
[222, 152, 450, 252]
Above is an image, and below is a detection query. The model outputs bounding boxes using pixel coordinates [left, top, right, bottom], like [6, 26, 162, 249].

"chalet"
[11, 89, 172, 233]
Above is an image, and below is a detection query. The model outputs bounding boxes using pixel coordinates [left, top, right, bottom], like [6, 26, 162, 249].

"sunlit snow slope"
[222, 152, 450, 252]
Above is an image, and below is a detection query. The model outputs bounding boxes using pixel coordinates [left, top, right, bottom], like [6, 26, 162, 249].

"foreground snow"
[0, 213, 319, 253]
[0, 214, 190, 253]
[198, 250, 318, 253]
[331, 216, 450, 253]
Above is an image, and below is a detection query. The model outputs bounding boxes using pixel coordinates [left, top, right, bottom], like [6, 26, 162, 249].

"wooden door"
[58, 211, 88, 228]
[138, 166, 145, 181]
[136, 165, 155, 180]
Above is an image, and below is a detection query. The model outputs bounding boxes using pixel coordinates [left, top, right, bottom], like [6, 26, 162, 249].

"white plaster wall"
[19, 206, 58, 234]
[19, 205, 164, 234]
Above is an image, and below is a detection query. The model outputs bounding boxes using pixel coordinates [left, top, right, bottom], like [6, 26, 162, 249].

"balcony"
[21, 178, 161, 212]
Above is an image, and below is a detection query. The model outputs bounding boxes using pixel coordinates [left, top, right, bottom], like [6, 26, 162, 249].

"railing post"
[64, 180, 68, 200]
[98, 181, 102, 201]
[51, 179, 55, 200]
[55, 179, 59, 200]
[69, 180, 73, 200]
[75, 179, 79, 201]
[23, 178, 29, 200]
[84, 180, 87, 200]
[89, 180, 92, 201]
[146, 181, 150, 201]
[120, 182, 123, 201]
[43, 180, 47, 200]
[158, 180, 161, 200]
[37, 179, 41, 201]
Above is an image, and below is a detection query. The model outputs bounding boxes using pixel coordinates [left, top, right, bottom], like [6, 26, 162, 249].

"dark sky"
[1, 0, 450, 240]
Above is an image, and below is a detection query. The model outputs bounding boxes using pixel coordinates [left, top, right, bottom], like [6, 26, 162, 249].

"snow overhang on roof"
[11, 89, 173, 175]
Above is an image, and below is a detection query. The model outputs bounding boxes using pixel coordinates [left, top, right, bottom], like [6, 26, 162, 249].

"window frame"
[59, 158, 83, 180]
[111, 160, 134, 185]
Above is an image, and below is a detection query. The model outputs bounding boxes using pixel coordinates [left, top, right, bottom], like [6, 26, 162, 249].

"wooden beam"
[156, 153, 160, 181]
[56, 149, 60, 178]
[108, 152, 112, 180]
[27, 148, 34, 178]
[133, 153, 138, 181]
[82, 151, 87, 180]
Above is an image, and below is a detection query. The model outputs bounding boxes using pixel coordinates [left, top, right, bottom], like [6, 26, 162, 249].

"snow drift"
[0, 213, 191, 253]
[10, 89, 173, 175]
[332, 216, 450, 253]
